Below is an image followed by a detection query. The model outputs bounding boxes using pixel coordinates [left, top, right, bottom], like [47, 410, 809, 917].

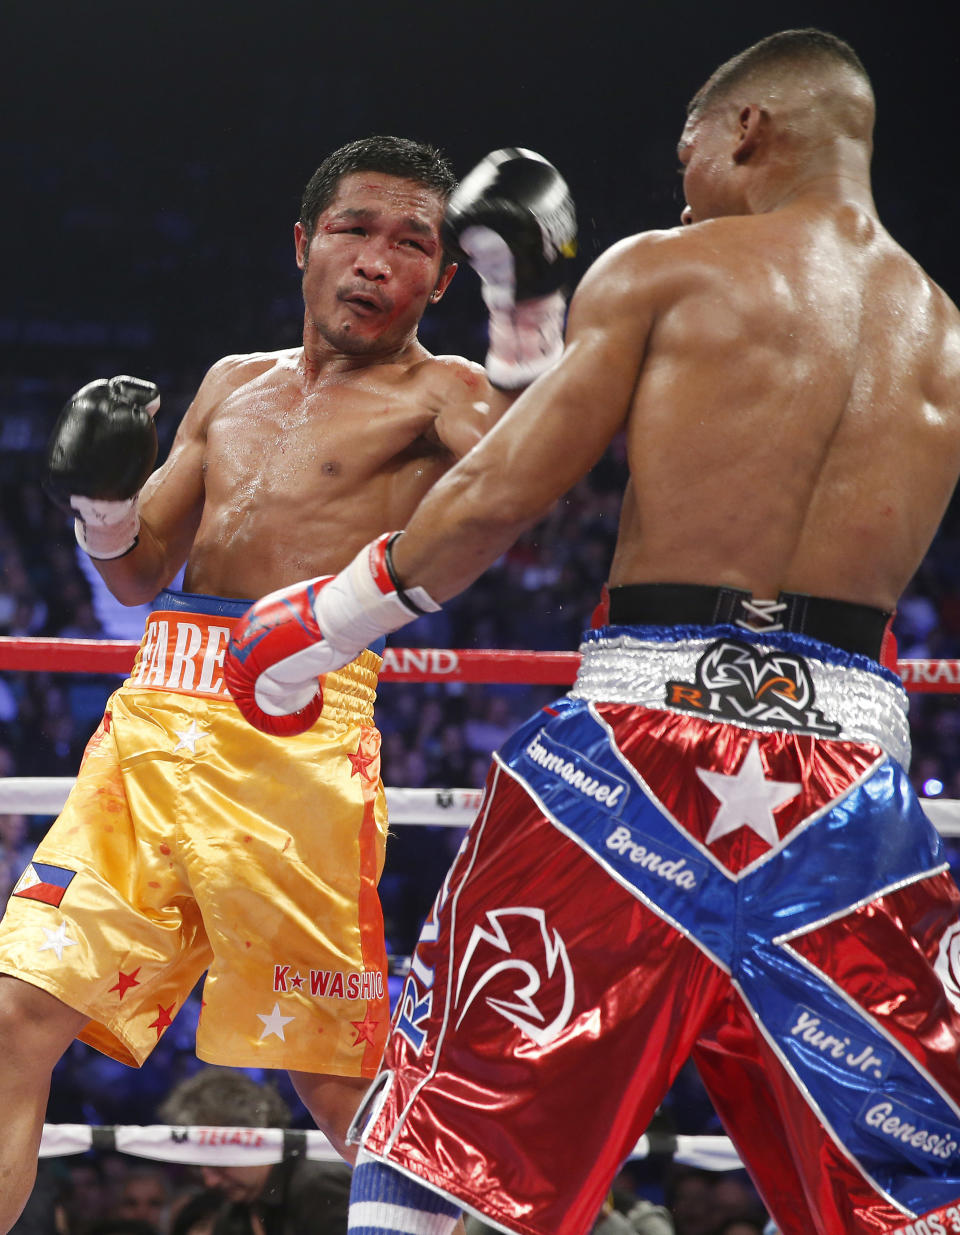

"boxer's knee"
[0, 974, 86, 1073]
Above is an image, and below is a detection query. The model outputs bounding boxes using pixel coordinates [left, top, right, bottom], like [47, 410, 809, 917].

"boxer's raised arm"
[432, 147, 579, 454]
[46, 358, 238, 605]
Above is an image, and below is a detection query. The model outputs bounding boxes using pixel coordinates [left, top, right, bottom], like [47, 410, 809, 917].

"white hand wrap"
[313, 535, 441, 652]
[72, 495, 141, 560]
[458, 225, 566, 390]
[260, 534, 442, 692]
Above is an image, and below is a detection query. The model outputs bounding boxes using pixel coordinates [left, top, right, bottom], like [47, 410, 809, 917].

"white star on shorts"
[257, 1003, 295, 1041]
[37, 922, 78, 961]
[697, 740, 801, 848]
[173, 721, 205, 753]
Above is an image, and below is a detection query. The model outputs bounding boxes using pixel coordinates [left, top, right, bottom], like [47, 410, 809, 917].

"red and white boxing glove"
[224, 532, 440, 736]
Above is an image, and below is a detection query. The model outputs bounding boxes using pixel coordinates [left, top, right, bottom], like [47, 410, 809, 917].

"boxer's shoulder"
[209, 347, 303, 395]
[184, 348, 302, 430]
[404, 352, 491, 400]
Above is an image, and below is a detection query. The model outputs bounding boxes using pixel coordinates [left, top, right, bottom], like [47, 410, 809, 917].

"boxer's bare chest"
[206, 367, 447, 499]
[187, 364, 453, 588]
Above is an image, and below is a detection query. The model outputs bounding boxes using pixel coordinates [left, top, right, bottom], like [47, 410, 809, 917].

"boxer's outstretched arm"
[393, 235, 655, 600]
[224, 236, 663, 735]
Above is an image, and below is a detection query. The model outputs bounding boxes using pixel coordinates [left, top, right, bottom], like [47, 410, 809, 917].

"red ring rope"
[0, 635, 958, 691]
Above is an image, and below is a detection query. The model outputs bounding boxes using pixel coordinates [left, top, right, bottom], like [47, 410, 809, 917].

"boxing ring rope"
[4, 634, 960, 1176]
[0, 637, 581, 684]
[4, 634, 960, 690]
[35, 1122, 741, 1172]
[3, 635, 960, 832]
[0, 778, 485, 824]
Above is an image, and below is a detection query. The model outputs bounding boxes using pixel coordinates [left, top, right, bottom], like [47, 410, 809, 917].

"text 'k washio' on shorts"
[0, 590, 390, 1076]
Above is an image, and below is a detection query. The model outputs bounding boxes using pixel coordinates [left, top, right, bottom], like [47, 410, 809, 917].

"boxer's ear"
[733, 104, 767, 164]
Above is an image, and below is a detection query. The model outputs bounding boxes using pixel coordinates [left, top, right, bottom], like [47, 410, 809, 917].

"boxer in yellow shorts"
[0, 592, 390, 1076]
[0, 135, 574, 1232]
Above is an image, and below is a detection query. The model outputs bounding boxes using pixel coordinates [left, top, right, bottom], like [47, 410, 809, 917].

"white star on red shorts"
[697, 739, 801, 848]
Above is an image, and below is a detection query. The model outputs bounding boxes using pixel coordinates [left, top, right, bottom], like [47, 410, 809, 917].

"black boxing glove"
[443, 148, 577, 389]
[45, 375, 160, 560]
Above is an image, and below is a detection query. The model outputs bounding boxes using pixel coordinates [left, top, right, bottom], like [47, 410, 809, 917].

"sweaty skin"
[0, 170, 517, 1230]
[93, 172, 512, 605]
[389, 74, 960, 613]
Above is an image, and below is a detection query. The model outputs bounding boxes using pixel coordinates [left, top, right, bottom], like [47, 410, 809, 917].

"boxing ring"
[3, 634, 960, 1173]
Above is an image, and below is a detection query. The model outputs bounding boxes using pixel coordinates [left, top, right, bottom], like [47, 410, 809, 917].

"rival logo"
[455, 907, 575, 1046]
[666, 639, 841, 735]
[393, 883, 447, 1055]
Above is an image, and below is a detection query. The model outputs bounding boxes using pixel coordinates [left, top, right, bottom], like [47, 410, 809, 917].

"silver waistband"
[570, 631, 911, 768]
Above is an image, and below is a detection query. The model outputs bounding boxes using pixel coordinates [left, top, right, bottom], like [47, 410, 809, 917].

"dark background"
[3, 0, 958, 391]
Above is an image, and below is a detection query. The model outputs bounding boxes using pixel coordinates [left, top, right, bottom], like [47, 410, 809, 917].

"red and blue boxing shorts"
[353, 623, 960, 1235]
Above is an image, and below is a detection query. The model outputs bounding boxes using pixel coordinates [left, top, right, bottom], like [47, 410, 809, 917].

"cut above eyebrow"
[333, 206, 435, 236]
[403, 217, 435, 236]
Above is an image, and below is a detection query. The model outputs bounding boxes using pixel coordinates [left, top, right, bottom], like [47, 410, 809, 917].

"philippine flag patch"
[12, 862, 77, 908]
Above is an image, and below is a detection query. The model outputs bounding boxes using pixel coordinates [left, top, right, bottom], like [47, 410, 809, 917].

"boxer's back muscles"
[609, 202, 960, 610]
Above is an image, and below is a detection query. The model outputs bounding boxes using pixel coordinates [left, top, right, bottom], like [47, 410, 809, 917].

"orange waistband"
[130, 609, 236, 697]
[128, 609, 381, 719]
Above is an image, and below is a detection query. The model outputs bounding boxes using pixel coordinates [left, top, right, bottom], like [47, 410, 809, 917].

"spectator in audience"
[167, 1192, 224, 1235]
[59, 1160, 111, 1235]
[112, 1168, 174, 1234]
[85, 1221, 160, 1235]
[157, 1068, 351, 1235]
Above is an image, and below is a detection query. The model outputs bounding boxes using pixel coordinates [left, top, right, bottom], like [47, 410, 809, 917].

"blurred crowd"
[13, 1066, 776, 1235]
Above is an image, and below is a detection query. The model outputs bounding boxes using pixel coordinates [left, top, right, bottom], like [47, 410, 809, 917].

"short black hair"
[299, 135, 457, 241]
[689, 28, 870, 118]
[157, 1067, 291, 1129]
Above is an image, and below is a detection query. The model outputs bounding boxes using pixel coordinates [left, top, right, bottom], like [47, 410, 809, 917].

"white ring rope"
[36, 1123, 742, 1172]
[1, 778, 958, 834]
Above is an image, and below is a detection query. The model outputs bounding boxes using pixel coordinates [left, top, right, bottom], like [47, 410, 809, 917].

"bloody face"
[296, 171, 452, 358]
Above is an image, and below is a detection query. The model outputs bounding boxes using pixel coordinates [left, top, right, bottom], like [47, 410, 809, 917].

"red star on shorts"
[109, 968, 141, 1000]
[290, 972, 304, 989]
[348, 740, 376, 781]
[350, 1012, 380, 1047]
[148, 1002, 175, 1039]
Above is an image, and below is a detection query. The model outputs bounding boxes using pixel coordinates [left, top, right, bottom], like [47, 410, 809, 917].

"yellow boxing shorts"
[0, 589, 390, 1076]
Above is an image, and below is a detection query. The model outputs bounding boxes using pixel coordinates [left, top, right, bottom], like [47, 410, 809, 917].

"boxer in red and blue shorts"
[223, 29, 960, 1235]
[350, 610, 960, 1235]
